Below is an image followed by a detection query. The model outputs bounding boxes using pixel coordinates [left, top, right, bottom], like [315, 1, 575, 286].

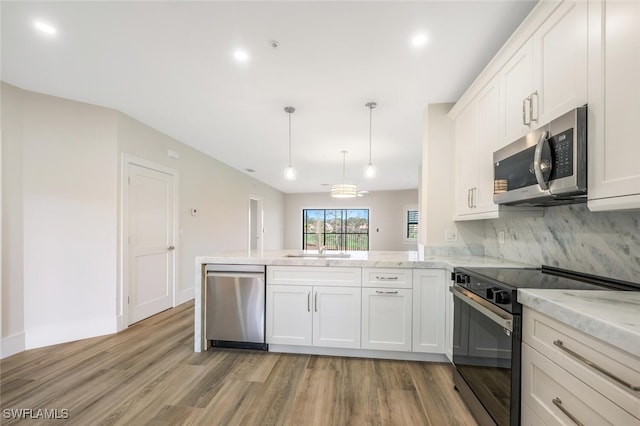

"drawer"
[522, 343, 640, 425]
[267, 266, 361, 287]
[523, 307, 640, 418]
[362, 268, 412, 289]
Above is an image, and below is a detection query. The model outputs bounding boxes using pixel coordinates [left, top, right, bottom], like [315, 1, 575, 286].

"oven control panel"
[453, 272, 514, 308]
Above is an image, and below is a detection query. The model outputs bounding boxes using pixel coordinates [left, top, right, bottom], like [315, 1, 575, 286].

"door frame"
[248, 194, 264, 253]
[119, 154, 179, 330]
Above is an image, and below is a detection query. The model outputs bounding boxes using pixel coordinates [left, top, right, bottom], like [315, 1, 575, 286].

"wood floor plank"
[0, 301, 478, 426]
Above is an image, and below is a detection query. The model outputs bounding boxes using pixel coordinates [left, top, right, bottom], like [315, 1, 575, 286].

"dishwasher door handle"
[206, 272, 265, 280]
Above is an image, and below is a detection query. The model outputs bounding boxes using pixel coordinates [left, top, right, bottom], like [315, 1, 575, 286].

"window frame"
[404, 205, 419, 243]
[302, 208, 370, 251]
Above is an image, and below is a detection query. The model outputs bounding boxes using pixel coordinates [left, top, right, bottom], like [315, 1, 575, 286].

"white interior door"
[126, 161, 176, 325]
[248, 196, 263, 252]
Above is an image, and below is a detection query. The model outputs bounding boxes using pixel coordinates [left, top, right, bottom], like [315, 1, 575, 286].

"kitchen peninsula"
[194, 250, 530, 354]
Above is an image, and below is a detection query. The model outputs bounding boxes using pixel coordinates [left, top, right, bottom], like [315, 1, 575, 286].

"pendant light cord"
[288, 111, 292, 166]
[368, 106, 373, 164]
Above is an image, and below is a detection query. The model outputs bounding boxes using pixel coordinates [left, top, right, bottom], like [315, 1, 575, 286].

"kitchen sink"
[284, 252, 351, 258]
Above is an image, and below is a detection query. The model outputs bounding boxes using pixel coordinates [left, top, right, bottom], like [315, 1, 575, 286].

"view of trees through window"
[303, 209, 369, 251]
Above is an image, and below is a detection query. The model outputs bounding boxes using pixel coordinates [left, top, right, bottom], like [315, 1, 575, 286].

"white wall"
[420, 103, 484, 254]
[20, 87, 120, 349]
[1, 83, 285, 356]
[284, 190, 418, 251]
[1, 83, 26, 357]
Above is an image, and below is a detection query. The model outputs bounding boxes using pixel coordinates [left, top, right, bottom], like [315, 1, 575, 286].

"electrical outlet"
[498, 230, 505, 244]
[445, 229, 458, 242]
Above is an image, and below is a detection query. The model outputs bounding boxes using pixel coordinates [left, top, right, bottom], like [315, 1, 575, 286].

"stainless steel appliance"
[493, 106, 587, 206]
[205, 264, 267, 350]
[451, 266, 638, 426]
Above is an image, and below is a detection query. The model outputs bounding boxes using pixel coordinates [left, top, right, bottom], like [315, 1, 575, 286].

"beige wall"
[1, 83, 285, 356]
[116, 113, 285, 305]
[284, 190, 419, 251]
[1, 83, 26, 356]
[420, 103, 484, 253]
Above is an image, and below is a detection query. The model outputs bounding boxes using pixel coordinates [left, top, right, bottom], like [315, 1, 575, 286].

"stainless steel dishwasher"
[205, 264, 267, 350]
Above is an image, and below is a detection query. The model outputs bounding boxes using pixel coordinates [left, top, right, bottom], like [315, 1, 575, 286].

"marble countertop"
[196, 250, 533, 270]
[518, 289, 640, 356]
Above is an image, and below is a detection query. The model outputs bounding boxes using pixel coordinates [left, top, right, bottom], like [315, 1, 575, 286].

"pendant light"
[283, 106, 297, 180]
[365, 101, 377, 178]
[331, 151, 358, 198]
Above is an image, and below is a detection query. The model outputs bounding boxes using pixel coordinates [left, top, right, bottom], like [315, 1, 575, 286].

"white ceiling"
[1, 1, 537, 194]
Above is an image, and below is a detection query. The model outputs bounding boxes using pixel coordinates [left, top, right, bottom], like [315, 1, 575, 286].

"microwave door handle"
[534, 131, 550, 190]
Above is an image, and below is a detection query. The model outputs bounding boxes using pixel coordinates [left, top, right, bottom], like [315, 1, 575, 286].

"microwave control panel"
[549, 128, 574, 180]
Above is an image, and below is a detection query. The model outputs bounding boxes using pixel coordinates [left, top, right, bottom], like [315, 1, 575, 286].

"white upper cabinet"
[587, 0, 640, 211]
[500, 1, 588, 146]
[501, 40, 535, 144]
[454, 77, 501, 219]
[533, 1, 588, 125]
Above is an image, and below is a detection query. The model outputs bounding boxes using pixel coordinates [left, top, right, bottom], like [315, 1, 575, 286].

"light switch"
[445, 229, 458, 242]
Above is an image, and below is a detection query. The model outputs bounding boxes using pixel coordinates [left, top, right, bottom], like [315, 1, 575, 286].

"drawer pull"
[375, 276, 399, 280]
[552, 397, 584, 426]
[307, 291, 311, 312]
[553, 340, 640, 392]
[375, 290, 399, 295]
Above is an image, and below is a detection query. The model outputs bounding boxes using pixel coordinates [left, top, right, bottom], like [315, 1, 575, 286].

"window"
[405, 207, 419, 241]
[303, 209, 369, 251]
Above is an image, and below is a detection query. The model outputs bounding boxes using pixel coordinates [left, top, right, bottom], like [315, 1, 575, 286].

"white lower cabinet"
[266, 284, 361, 348]
[361, 287, 412, 351]
[266, 266, 361, 349]
[312, 286, 361, 349]
[266, 284, 313, 346]
[266, 266, 448, 357]
[521, 307, 640, 425]
[412, 269, 446, 354]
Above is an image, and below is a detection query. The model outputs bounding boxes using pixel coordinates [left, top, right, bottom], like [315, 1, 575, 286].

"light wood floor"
[1, 301, 477, 425]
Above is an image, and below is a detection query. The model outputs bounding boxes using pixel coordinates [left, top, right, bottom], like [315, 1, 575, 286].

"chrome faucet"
[319, 245, 326, 254]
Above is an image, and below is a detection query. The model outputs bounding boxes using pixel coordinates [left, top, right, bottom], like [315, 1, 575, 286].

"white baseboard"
[268, 344, 448, 363]
[176, 287, 194, 306]
[25, 316, 118, 350]
[1, 332, 26, 359]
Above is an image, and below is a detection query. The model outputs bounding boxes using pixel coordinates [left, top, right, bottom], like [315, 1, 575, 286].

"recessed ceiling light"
[34, 21, 57, 35]
[411, 33, 428, 48]
[234, 50, 249, 62]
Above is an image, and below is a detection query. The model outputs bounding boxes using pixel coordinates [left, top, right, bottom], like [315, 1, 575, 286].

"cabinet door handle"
[314, 292, 318, 312]
[530, 90, 539, 123]
[307, 291, 311, 312]
[375, 290, 399, 294]
[467, 188, 473, 208]
[375, 276, 399, 281]
[553, 340, 640, 392]
[472, 187, 477, 208]
[552, 398, 584, 426]
[522, 97, 531, 126]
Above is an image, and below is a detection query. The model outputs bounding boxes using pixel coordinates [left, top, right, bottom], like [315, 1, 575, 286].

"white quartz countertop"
[518, 289, 640, 356]
[196, 250, 532, 270]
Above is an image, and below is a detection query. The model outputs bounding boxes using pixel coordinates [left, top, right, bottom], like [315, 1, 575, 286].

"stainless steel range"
[450, 265, 639, 426]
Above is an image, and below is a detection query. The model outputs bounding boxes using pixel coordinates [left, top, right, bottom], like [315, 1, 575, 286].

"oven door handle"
[450, 286, 513, 332]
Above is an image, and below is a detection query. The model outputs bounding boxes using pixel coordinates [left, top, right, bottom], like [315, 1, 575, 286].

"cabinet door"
[445, 277, 454, 361]
[588, 0, 640, 210]
[361, 288, 412, 352]
[501, 40, 535, 145]
[534, 1, 588, 126]
[266, 285, 312, 346]
[454, 102, 478, 217]
[412, 269, 446, 353]
[474, 77, 501, 215]
[313, 286, 361, 349]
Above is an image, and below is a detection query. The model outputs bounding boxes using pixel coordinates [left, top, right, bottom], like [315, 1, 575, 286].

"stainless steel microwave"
[493, 106, 587, 206]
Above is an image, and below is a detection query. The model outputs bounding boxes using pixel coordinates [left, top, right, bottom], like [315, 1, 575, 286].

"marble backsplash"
[484, 204, 640, 284]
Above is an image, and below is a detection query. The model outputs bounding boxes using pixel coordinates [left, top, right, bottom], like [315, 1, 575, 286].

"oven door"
[451, 286, 521, 426]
